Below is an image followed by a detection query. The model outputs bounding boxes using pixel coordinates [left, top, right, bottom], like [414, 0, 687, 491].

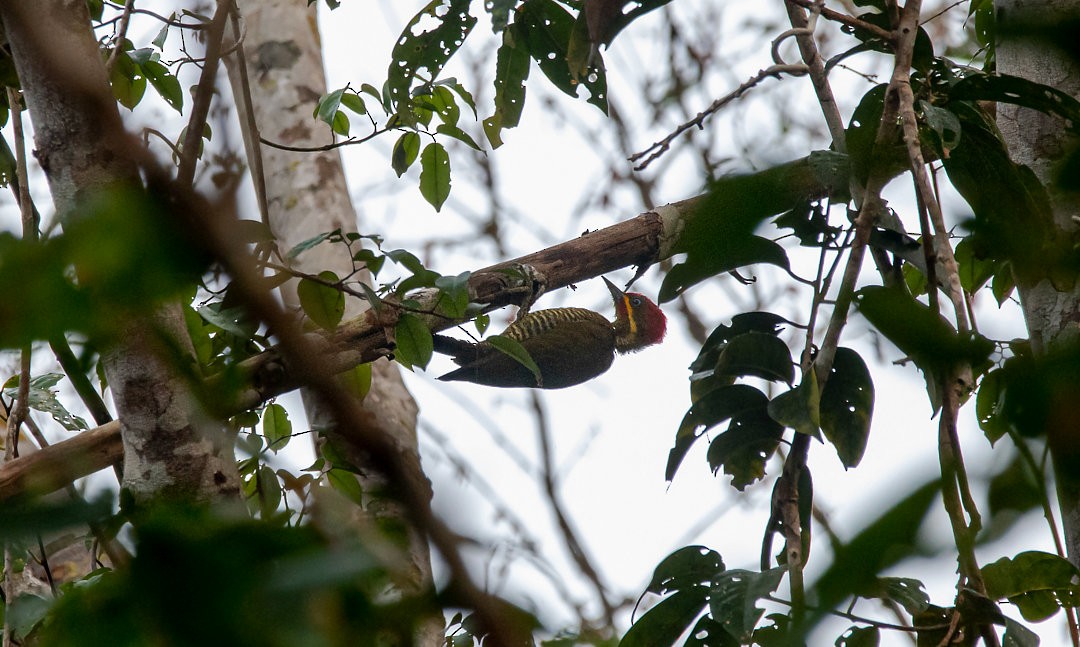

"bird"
[432, 277, 667, 388]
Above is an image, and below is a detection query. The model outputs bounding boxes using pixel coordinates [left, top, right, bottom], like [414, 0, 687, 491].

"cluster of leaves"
[311, 0, 672, 211]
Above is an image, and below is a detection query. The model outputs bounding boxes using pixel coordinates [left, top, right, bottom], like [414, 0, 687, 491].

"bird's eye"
[630, 296, 643, 307]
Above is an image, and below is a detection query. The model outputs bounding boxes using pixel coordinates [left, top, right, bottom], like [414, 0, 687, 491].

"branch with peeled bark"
[0, 150, 857, 503]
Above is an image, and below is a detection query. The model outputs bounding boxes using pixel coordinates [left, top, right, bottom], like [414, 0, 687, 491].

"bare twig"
[176, 0, 230, 186]
[785, 0, 894, 41]
[103, 0, 135, 75]
[258, 126, 393, 153]
[531, 392, 618, 631]
[630, 64, 807, 170]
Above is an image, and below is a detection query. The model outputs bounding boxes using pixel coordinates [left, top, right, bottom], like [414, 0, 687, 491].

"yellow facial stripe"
[624, 295, 637, 336]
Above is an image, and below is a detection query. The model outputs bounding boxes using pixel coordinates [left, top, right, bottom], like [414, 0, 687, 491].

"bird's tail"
[431, 334, 480, 366]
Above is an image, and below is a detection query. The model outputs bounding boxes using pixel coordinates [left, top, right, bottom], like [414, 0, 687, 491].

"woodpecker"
[433, 277, 666, 388]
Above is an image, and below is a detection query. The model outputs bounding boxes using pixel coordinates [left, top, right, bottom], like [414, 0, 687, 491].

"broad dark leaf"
[419, 142, 452, 211]
[668, 385, 770, 481]
[620, 587, 709, 647]
[660, 153, 849, 302]
[706, 407, 784, 491]
[708, 568, 785, 638]
[394, 312, 434, 370]
[297, 271, 345, 330]
[818, 347, 874, 469]
[714, 332, 795, 384]
[689, 312, 789, 373]
[646, 545, 725, 595]
[835, 625, 880, 647]
[766, 372, 821, 439]
[983, 551, 1079, 622]
[391, 132, 420, 177]
[515, 0, 608, 113]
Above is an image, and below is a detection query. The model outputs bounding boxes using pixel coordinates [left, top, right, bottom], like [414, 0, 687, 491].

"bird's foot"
[505, 263, 546, 320]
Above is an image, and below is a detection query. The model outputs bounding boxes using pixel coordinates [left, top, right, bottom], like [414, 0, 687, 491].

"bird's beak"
[602, 276, 625, 301]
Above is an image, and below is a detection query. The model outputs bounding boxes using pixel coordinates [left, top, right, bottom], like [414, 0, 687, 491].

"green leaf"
[297, 271, 345, 330]
[707, 406, 785, 491]
[708, 568, 785, 638]
[3, 373, 89, 431]
[286, 230, 340, 259]
[668, 385, 770, 481]
[988, 451, 1042, 517]
[486, 0, 516, 32]
[620, 587, 709, 647]
[976, 368, 1010, 444]
[646, 545, 726, 595]
[515, 0, 608, 113]
[339, 91, 367, 115]
[474, 313, 490, 335]
[818, 347, 874, 469]
[689, 312, 789, 374]
[954, 236, 997, 293]
[338, 362, 372, 401]
[435, 123, 482, 150]
[714, 332, 795, 384]
[419, 142, 451, 211]
[262, 403, 292, 451]
[394, 312, 434, 370]
[487, 335, 543, 386]
[110, 50, 147, 110]
[391, 132, 421, 177]
[316, 88, 346, 126]
[658, 153, 847, 302]
[386, 0, 476, 119]
[8, 594, 51, 640]
[483, 31, 531, 148]
[326, 468, 364, 505]
[141, 59, 183, 113]
[767, 371, 821, 439]
[152, 20, 171, 49]
[197, 302, 257, 338]
[918, 100, 961, 153]
[434, 271, 472, 318]
[983, 551, 1079, 622]
[949, 73, 1080, 135]
[1002, 618, 1039, 647]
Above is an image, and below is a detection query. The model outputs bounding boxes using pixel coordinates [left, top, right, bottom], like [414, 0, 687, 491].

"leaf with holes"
[714, 332, 795, 384]
[484, 29, 531, 148]
[386, 0, 476, 120]
[767, 371, 821, 439]
[707, 407, 784, 491]
[818, 347, 874, 469]
[419, 142, 451, 211]
[667, 385, 769, 481]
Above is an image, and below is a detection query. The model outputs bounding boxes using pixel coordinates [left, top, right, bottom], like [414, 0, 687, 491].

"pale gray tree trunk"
[996, 0, 1080, 564]
[0, 0, 240, 503]
[225, 2, 440, 642]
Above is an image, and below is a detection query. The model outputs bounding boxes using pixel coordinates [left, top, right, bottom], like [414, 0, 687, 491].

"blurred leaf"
[918, 100, 961, 154]
[668, 385, 769, 481]
[873, 577, 930, 616]
[435, 271, 472, 318]
[954, 236, 997, 293]
[337, 362, 372, 401]
[620, 587, 708, 647]
[419, 142, 451, 211]
[8, 594, 50, 640]
[0, 493, 112, 542]
[327, 468, 365, 505]
[988, 451, 1043, 517]
[842, 12, 933, 71]
[286, 229, 340, 259]
[767, 371, 821, 439]
[262, 403, 292, 451]
[386, 0, 476, 119]
[684, 616, 739, 647]
[1002, 618, 1039, 647]
[660, 153, 850, 302]
[856, 286, 994, 377]
[976, 368, 1010, 444]
[810, 479, 940, 624]
[394, 312, 434, 370]
[197, 302, 257, 338]
[949, 73, 1080, 134]
[818, 348, 874, 469]
[297, 271, 345, 330]
[486, 0, 515, 32]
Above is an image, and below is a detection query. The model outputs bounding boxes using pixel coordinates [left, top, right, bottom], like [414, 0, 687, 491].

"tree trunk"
[225, 1, 440, 642]
[996, 0, 1080, 564]
[0, 0, 240, 503]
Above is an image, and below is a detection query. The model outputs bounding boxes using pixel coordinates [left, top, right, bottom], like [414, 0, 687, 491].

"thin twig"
[258, 125, 392, 153]
[226, 6, 270, 227]
[104, 0, 135, 75]
[176, 0, 230, 187]
[630, 64, 807, 170]
[530, 392, 618, 631]
[784, 0, 894, 41]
